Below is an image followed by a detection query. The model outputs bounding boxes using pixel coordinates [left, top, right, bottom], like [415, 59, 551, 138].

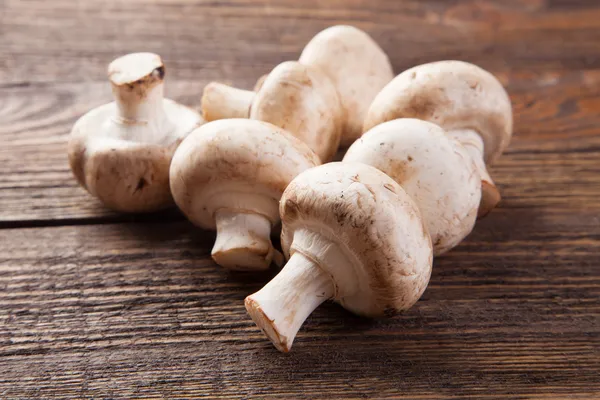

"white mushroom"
[169, 119, 320, 271]
[245, 162, 433, 352]
[202, 62, 342, 162]
[68, 52, 203, 212]
[344, 118, 480, 255]
[249, 61, 343, 162]
[363, 61, 513, 217]
[201, 25, 393, 149]
[299, 25, 394, 146]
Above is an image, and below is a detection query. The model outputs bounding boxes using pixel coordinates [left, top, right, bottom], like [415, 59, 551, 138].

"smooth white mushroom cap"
[279, 162, 433, 317]
[300, 25, 394, 146]
[170, 119, 320, 230]
[363, 60, 512, 163]
[250, 61, 343, 162]
[344, 119, 481, 255]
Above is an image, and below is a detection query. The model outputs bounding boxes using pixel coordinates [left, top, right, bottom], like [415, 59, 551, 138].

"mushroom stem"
[201, 82, 254, 122]
[112, 78, 166, 124]
[245, 252, 334, 352]
[447, 128, 501, 217]
[211, 210, 282, 271]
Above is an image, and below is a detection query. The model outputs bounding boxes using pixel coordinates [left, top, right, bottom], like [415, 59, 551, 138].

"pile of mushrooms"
[68, 25, 512, 353]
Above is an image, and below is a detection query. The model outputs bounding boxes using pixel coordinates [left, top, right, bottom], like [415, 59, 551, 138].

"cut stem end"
[245, 297, 291, 352]
[479, 180, 501, 218]
[245, 252, 334, 352]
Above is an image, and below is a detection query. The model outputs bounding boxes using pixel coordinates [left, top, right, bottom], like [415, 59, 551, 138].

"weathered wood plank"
[0, 219, 598, 398]
[2, 0, 600, 85]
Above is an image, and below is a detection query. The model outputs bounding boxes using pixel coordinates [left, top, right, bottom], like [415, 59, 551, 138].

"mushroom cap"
[344, 119, 481, 255]
[253, 73, 269, 92]
[170, 119, 320, 229]
[250, 61, 343, 162]
[299, 25, 394, 146]
[280, 162, 432, 317]
[363, 61, 513, 163]
[68, 101, 202, 213]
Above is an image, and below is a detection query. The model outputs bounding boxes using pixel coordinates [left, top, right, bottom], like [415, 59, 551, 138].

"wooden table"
[1, 1, 599, 398]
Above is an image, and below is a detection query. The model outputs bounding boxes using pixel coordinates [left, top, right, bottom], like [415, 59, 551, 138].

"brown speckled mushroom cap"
[363, 60, 512, 163]
[344, 118, 481, 255]
[250, 61, 343, 163]
[300, 25, 394, 146]
[279, 162, 433, 317]
[68, 52, 202, 213]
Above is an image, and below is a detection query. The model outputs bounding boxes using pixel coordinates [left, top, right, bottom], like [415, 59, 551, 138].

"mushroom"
[298, 25, 394, 146]
[344, 118, 480, 255]
[249, 61, 343, 162]
[169, 119, 320, 271]
[363, 61, 513, 217]
[202, 62, 342, 162]
[245, 162, 433, 352]
[201, 25, 393, 149]
[68, 52, 203, 212]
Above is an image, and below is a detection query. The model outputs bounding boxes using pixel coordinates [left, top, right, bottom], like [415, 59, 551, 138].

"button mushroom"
[203, 62, 342, 162]
[363, 61, 513, 217]
[249, 61, 343, 162]
[344, 118, 480, 255]
[298, 25, 394, 146]
[169, 119, 320, 271]
[68, 52, 203, 212]
[245, 162, 433, 352]
[201, 25, 393, 150]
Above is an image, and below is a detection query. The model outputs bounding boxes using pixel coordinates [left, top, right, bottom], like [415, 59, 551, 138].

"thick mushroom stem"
[447, 129, 501, 217]
[201, 82, 254, 122]
[245, 252, 335, 352]
[112, 77, 166, 124]
[211, 210, 282, 271]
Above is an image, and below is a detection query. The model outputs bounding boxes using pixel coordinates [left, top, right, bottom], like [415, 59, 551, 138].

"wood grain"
[1, 0, 599, 398]
[2, 0, 600, 85]
[0, 220, 598, 399]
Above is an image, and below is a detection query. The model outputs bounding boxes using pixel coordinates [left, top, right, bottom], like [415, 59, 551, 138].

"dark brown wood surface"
[1, 0, 599, 398]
